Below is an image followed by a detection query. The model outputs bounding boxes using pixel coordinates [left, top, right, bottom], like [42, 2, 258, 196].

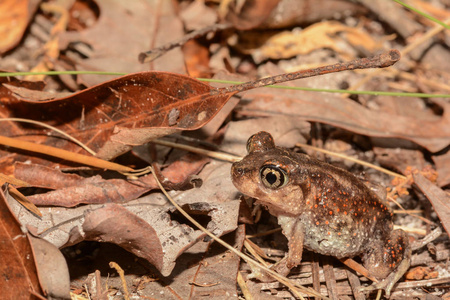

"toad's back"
[285, 153, 394, 258]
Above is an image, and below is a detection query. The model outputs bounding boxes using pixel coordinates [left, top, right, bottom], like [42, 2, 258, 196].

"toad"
[231, 131, 411, 296]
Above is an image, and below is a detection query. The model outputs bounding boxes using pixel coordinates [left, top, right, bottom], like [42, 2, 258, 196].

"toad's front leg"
[248, 217, 305, 281]
[281, 217, 305, 270]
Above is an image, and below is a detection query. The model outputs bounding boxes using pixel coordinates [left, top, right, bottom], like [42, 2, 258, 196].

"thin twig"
[297, 142, 406, 179]
[139, 23, 233, 63]
[152, 138, 241, 162]
[109, 262, 130, 300]
[0, 118, 96, 155]
[0, 135, 133, 172]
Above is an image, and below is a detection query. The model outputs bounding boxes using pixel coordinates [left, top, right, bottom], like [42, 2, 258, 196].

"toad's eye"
[260, 165, 288, 189]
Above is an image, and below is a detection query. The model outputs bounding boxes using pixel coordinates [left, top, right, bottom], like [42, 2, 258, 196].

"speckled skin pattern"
[231, 131, 410, 291]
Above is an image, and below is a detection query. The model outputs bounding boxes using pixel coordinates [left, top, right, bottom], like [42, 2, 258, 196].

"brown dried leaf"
[59, 0, 184, 86]
[0, 76, 45, 101]
[2, 71, 238, 164]
[0, 0, 40, 53]
[14, 162, 98, 189]
[68, 204, 165, 272]
[225, 0, 281, 30]
[28, 235, 70, 299]
[259, 0, 366, 29]
[413, 173, 450, 236]
[239, 89, 450, 152]
[15, 154, 209, 207]
[0, 185, 43, 298]
[3, 83, 69, 101]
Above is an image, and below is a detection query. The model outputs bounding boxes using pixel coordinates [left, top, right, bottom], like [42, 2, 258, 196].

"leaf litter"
[0, 1, 450, 299]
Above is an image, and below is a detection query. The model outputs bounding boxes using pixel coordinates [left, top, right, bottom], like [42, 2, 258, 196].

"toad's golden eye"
[260, 165, 288, 189]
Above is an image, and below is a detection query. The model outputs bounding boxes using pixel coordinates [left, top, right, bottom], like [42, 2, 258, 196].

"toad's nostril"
[233, 167, 244, 176]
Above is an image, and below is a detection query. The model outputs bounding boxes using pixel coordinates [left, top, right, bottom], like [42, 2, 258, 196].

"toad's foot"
[359, 256, 411, 297]
[247, 257, 290, 282]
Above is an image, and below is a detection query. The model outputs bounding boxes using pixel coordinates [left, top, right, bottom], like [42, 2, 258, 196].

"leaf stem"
[212, 50, 401, 95]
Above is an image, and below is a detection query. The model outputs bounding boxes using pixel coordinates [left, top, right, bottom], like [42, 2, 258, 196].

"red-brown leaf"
[15, 154, 209, 207]
[225, 0, 281, 30]
[2, 71, 237, 164]
[413, 173, 450, 236]
[0, 0, 40, 53]
[0, 185, 43, 298]
[71, 204, 165, 272]
[239, 89, 450, 152]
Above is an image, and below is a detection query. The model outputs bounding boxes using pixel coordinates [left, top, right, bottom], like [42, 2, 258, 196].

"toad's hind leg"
[360, 229, 411, 296]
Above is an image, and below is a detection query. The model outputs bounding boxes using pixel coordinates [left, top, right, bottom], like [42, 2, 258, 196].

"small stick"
[212, 50, 401, 95]
[139, 23, 233, 63]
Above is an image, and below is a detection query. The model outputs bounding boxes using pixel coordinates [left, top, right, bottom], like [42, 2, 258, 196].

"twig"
[296, 142, 406, 179]
[0, 118, 96, 155]
[0, 135, 133, 172]
[152, 138, 241, 162]
[139, 23, 233, 63]
[109, 262, 130, 300]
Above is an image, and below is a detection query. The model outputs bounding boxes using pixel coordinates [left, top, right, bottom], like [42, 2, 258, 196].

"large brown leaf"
[3, 71, 238, 162]
[68, 204, 166, 272]
[239, 89, 450, 152]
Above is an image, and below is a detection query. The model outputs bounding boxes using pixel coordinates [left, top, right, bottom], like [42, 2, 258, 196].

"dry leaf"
[0, 185, 43, 298]
[1, 71, 239, 166]
[59, 0, 184, 86]
[413, 173, 450, 236]
[237, 21, 383, 63]
[8, 161, 240, 277]
[15, 154, 208, 207]
[239, 89, 450, 152]
[0, 0, 40, 53]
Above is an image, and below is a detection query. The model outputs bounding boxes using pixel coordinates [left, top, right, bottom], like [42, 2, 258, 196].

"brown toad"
[231, 131, 411, 296]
